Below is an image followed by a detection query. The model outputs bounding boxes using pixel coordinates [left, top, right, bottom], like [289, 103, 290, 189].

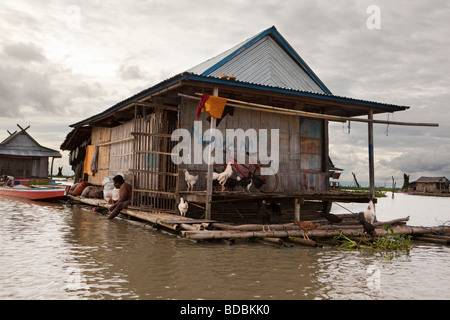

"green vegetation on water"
[335, 224, 412, 260]
[337, 186, 388, 198]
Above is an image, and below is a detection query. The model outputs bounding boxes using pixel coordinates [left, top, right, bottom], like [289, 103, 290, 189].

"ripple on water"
[1, 196, 449, 299]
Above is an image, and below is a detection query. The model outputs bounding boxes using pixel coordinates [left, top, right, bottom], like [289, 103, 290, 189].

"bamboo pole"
[210, 216, 410, 232]
[260, 237, 284, 245]
[373, 216, 409, 226]
[368, 108, 375, 200]
[180, 223, 204, 231]
[205, 86, 218, 220]
[181, 225, 450, 240]
[413, 236, 450, 245]
[178, 93, 439, 127]
[287, 237, 320, 247]
[211, 222, 302, 231]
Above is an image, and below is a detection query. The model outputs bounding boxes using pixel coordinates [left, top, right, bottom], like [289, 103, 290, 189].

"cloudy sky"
[1, 0, 449, 186]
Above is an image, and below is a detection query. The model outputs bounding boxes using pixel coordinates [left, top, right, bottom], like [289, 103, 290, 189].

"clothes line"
[177, 93, 439, 127]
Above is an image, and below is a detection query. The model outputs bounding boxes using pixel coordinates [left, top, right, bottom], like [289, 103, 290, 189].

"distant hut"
[61, 26, 427, 222]
[0, 125, 62, 178]
[410, 176, 450, 193]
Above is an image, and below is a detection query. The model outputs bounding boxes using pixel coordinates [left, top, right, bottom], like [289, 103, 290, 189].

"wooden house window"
[299, 117, 327, 191]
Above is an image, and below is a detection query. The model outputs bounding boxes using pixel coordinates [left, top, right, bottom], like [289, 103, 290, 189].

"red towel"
[196, 94, 210, 120]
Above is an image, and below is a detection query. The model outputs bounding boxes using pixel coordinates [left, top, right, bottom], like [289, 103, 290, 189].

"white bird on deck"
[178, 197, 188, 217]
[363, 200, 376, 224]
[183, 169, 198, 191]
[217, 162, 234, 191]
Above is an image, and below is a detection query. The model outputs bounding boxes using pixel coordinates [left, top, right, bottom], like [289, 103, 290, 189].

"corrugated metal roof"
[412, 176, 449, 183]
[183, 73, 409, 111]
[0, 149, 62, 158]
[0, 128, 62, 158]
[187, 26, 329, 94]
[69, 26, 410, 128]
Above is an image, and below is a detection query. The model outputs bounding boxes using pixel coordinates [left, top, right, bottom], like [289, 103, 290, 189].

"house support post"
[50, 157, 55, 178]
[205, 85, 219, 220]
[368, 109, 375, 201]
[294, 198, 301, 222]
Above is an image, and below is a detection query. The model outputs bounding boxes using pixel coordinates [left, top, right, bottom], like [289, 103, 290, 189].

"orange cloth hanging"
[83, 145, 96, 175]
[204, 96, 227, 119]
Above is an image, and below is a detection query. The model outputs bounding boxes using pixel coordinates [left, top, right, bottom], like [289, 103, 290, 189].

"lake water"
[0, 192, 449, 300]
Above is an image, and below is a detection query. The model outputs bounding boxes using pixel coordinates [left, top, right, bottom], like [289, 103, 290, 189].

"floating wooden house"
[61, 26, 434, 222]
[410, 176, 450, 193]
[1, 124, 62, 178]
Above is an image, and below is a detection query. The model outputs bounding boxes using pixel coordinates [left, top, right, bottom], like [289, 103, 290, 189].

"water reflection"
[0, 195, 449, 300]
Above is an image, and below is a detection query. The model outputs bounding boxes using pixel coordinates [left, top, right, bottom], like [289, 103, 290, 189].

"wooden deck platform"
[67, 195, 450, 247]
[180, 190, 374, 204]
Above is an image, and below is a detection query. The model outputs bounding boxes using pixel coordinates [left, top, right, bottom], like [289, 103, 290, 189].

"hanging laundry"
[90, 145, 99, 175]
[204, 95, 227, 119]
[196, 94, 228, 120]
[83, 145, 96, 176]
[196, 93, 210, 120]
[207, 105, 235, 126]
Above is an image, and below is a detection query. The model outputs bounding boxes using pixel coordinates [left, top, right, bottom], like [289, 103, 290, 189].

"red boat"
[0, 185, 70, 201]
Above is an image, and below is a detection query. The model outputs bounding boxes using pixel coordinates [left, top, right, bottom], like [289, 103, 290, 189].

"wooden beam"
[368, 109, 375, 200]
[131, 102, 179, 112]
[205, 86, 219, 220]
[178, 93, 439, 127]
[96, 137, 134, 147]
[294, 198, 301, 222]
[17, 124, 30, 131]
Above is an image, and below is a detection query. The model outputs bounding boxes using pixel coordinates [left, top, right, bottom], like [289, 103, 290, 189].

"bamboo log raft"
[67, 196, 450, 246]
[180, 225, 450, 241]
[67, 195, 210, 231]
[209, 216, 410, 232]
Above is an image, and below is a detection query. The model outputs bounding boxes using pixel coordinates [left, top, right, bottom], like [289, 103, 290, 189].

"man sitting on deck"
[107, 175, 132, 220]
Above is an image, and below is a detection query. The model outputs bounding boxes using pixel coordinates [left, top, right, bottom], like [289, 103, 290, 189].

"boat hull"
[0, 186, 69, 201]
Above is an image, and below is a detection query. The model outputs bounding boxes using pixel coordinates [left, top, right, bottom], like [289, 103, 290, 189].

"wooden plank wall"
[132, 108, 178, 212]
[0, 156, 49, 178]
[88, 127, 110, 185]
[109, 121, 134, 177]
[0, 157, 33, 177]
[299, 117, 327, 191]
[178, 99, 328, 193]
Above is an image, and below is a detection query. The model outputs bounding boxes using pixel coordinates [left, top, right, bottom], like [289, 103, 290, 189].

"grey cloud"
[0, 40, 109, 120]
[380, 149, 450, 175]
[3, 41, 46, 62]
[0, 0, 448, 180]
[118, 64, 145, 80]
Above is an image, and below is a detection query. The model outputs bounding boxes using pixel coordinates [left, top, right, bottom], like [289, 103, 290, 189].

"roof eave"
[69, 70, 409, 128]
[69, 74, 189, 128]
[184, 73, 409, 113]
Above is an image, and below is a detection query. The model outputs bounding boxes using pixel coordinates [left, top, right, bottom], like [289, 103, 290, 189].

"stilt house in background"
[1, 124, 62, 178]
[409, 176, 450, 193]
[61, 26, 416, 222]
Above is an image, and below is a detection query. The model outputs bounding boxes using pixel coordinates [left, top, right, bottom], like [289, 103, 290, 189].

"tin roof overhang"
[0, 148, 62, 158]
[69, 72, 409, 128]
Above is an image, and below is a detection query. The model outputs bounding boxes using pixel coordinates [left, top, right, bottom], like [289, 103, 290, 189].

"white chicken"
[363, 200, 376, 224]
[183, 169, 198, 191]
[217, 162, 233, 191]
[178, 197, 188, 217]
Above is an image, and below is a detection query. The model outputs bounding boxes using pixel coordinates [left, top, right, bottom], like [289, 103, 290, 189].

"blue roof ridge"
[197, 26, 332, 94]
